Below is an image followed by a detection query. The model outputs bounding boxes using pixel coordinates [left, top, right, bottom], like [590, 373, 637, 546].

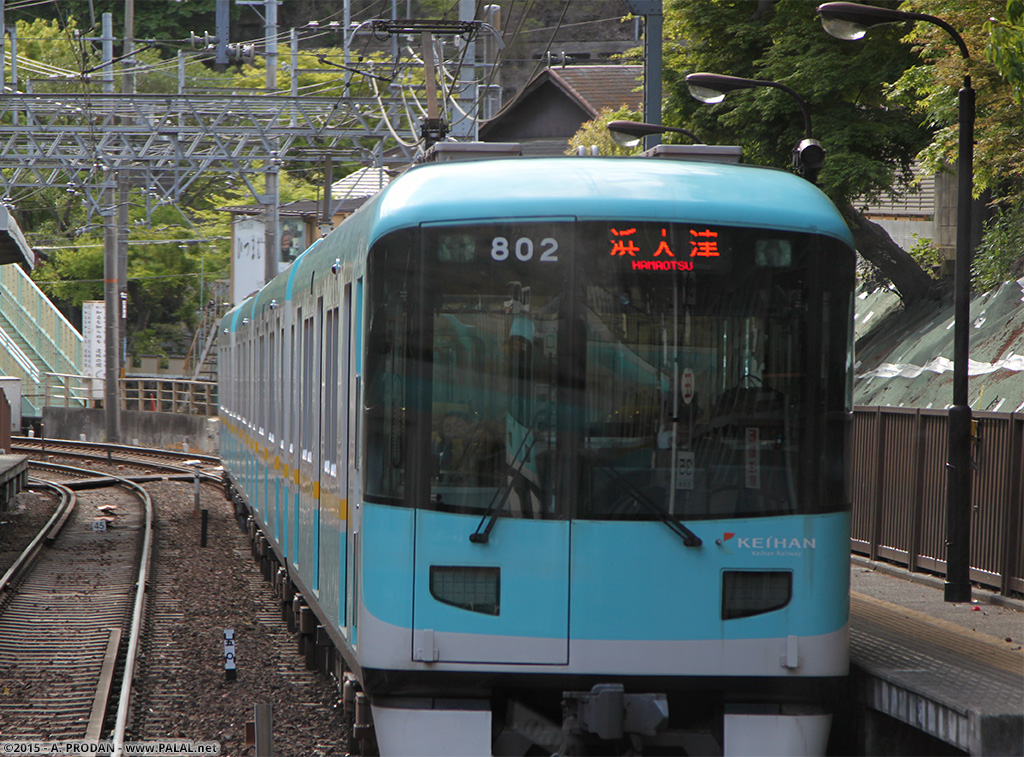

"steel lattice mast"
[0, 92, 418, 218]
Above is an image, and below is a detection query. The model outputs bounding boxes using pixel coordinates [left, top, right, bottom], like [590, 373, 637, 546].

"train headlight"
[722, 571, 792, 620]
[429, 565, 500, 616]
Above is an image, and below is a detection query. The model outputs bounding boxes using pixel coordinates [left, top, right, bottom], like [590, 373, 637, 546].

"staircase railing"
[0, 265, 82, 411]
[0, 322, 41, 416]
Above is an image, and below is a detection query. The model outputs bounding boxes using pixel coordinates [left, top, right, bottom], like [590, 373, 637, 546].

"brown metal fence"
[851, 406, 1024, 596]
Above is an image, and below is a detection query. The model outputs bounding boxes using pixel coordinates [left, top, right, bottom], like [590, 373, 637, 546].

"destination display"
[431, 221, 797, 276]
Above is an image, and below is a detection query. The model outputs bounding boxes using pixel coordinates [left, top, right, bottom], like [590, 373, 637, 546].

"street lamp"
[684, 72, 826, 183]
[607, 120, 702, 147]
[817, 2, 975, 603]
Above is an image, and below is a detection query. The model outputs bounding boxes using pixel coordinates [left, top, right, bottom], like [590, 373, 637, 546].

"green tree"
[31, 167, 327, 357]
[567, 107, 643, 156]
[986, 0, 1024, 104]
[895, 0, 1024, 284]
[8, 0, 226, 48]
[660, 0, 938, 303]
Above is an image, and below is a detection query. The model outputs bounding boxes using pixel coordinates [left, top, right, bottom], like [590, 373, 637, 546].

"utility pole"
[103, 174, 120, 441]
[624, 1, 663, 150]
[100, 7, 123, 442]
[263, 0, 280, 287]
[123, 0, 135, 95]
[215, 0, 229, 71]
[101, 14, 115, 94]
[481, 5, 502, 121]
[449, 0, 478, 140]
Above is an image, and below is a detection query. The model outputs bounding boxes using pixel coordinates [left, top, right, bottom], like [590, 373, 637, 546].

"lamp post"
[684, 72, 826, 184]
[607, 120, 702, 147]
[817, 2, 974, 603]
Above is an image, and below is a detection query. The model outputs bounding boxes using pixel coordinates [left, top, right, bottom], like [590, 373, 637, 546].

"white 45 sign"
[491, 236, 559, 262]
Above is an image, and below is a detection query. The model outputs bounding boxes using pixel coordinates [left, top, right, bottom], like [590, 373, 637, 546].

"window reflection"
[363, 224, 852, 521]
[578, 258, 806, 519]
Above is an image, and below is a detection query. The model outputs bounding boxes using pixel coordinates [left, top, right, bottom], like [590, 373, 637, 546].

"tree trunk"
[842, 203, 938, 305]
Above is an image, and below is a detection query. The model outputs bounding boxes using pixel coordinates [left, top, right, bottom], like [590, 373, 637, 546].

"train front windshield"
[365, 221, 854, 521]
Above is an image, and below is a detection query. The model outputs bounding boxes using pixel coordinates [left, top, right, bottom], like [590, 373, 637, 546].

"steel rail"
[0, 461, 151, 747]
[12, 435, 221, 466]
[0, 479, 75, 594]
[110, 473, 154, 757]
[13, 438, 224, 486]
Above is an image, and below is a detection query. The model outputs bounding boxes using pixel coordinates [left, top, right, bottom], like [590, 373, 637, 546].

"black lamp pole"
[685, 73, 813, 139]
[817, 2, 974, 602]
[607, 120, 702, 146]
[684, 72, 826, 183]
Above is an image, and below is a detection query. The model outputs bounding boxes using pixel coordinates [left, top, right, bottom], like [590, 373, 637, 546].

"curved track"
[0, 462, 152, 748]
[12, 436, 222, 482]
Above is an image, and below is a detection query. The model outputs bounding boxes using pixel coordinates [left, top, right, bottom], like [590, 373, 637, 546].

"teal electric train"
[219, 147, 856, 756]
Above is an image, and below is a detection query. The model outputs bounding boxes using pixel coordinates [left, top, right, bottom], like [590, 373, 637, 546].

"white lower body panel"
[724, 711, 832, 756]
[372, 703, 491, 757]
[360, 606, 849, 677]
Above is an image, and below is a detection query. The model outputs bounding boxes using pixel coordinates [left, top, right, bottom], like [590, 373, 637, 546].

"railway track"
[11, 436, 222, 483]
[0, 462, 152, 750]
[2, 440, 345, 754]
[12, 435, 219, 464]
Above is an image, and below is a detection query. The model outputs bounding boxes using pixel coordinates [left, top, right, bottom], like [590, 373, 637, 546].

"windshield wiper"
[469, 434, 538, 544]
[595, 461, 702, 547]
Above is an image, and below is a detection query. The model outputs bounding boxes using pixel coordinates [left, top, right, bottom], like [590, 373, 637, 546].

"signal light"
[793, 138, 826, 184]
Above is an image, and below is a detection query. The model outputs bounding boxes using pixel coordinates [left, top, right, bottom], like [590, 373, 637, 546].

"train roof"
[368, 156, 855, 248]
[221, 155, 856, 329]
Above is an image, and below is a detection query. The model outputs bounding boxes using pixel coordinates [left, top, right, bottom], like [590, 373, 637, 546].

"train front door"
[409, 252, 571, 666]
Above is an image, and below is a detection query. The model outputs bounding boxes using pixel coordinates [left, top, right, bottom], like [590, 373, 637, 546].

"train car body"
[219, 150, 856, 756]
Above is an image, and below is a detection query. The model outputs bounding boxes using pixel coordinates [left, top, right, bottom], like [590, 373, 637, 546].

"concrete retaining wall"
[40, 407, 219, 455]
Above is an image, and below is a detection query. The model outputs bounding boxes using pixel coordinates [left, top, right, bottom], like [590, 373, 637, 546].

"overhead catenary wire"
[3, 0, 609, 227]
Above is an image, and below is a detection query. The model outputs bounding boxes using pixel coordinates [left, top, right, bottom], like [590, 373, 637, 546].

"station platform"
[0, 454, 28, 510]
[844, 556, 1024, 756]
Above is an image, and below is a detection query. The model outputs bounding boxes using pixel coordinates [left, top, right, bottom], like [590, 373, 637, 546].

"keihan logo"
[720, 532, 816, 552]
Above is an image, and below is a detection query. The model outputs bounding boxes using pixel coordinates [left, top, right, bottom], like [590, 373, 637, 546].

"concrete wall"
[40, 407, 219, 455]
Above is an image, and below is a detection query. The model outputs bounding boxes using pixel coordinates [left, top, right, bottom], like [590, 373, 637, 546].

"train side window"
[364, 238, 411, 503]
[258, 332, 266, 436]
[242, 337, 249, 427]
[324, 306, 339, 476]
[279, 325, 286, 448]
[354, 277, 363, 472]
[268, 329, 276, 443]
[302, 314, 316, 459]
[291, 314, 299, 455]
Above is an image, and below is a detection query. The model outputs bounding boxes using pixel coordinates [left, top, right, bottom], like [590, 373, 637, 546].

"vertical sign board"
[224, 628, 237, 680]
[232, 217, 266, 306]
[745, 427, 761, 489]
[81, 301, 105, 401]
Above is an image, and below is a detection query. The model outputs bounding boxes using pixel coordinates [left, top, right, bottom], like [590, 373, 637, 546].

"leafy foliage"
[895, 1, 1024, 207]
[906, 235, 943, 280]
[656, 0, 1024, 293]
[8, 0, 227, 48]
[567, 107, 643, 156]
[893, 1, 1024, 286]
[661, 0, 932, 208]
[974, 203, 1024, 292]
[985, 0, 1024, 104]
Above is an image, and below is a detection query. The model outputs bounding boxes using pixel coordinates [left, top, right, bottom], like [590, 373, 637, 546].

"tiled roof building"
[480, 65, 642, 155]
